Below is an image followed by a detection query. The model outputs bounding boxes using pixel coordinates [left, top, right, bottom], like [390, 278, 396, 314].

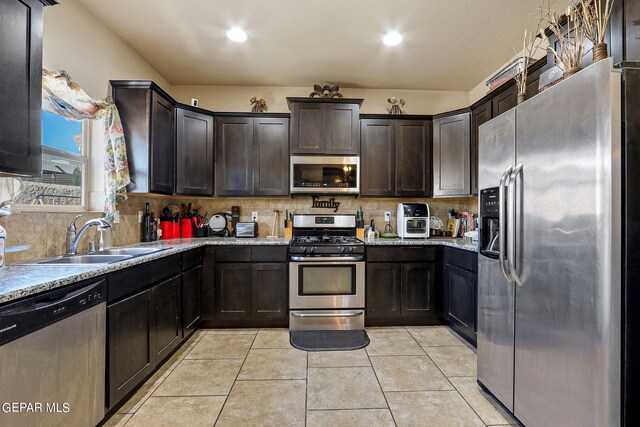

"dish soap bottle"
[0, 224, 5, 268]
[367, 219, 377, 241]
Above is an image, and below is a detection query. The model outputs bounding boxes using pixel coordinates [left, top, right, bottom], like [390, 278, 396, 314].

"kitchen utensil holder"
[181, 219, 194, 238]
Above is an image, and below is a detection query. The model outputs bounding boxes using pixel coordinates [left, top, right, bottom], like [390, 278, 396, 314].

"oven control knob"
[347, 247, 354, 253]
[339, 247, 345, 253]
[309, 247, 315, 253]
[301, 247, 307, 253]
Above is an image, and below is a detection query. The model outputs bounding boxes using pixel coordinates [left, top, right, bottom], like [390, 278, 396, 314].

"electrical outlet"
[384, 211, 391, 222]
[252, 211, 259, 222]
[112, 210, 120, 224]
[138, 211, 143, 223]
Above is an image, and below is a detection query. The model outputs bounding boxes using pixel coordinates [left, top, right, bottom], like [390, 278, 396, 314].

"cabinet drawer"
[251, 246, 287, 262]
[367, 247, 402, 262]
[367, 246, 435, 262]
[443, 246, 478, 272]
[108, 262, 153, 303]
[151, 254, 181, 283]
[214, 247, 251, 262]
[401, 247, 436, 262]
[182, 249, 203, 271]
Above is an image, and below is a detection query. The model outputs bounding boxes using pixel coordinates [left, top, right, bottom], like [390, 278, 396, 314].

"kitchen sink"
[34, 254, 133, 265]
[93, 247, 169, 257]
[23, 246, 172, 266]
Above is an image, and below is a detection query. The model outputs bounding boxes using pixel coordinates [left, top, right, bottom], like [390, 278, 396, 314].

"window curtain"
[42, 69, 130, 217]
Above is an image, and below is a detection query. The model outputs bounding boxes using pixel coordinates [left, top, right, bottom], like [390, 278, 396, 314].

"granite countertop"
[1, 236, 476, 305]
[365, 237, 478, 252]
[0, 237, 289, 305]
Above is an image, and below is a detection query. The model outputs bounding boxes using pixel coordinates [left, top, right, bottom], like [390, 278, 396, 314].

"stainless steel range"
[289, 214, 365, 331]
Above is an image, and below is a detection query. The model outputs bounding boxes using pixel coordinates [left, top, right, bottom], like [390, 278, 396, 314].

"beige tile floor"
[103, 326, 519, 427]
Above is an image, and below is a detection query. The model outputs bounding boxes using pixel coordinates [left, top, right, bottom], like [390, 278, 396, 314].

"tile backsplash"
[2, 194, 477, 264]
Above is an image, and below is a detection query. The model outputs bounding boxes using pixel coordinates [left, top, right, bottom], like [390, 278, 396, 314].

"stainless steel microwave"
[290, 156, 360, 194]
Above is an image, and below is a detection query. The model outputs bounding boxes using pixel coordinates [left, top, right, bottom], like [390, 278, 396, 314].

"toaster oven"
[397, 203, 430, 238]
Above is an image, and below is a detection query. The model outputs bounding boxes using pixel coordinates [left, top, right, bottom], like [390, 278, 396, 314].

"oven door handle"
[290, 311, 363, 318]
[289, 256, 364, 262]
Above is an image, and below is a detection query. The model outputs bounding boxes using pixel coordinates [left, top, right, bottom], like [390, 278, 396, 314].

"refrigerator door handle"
[499, 165, 513, 282]
[508, 163, 524, 286]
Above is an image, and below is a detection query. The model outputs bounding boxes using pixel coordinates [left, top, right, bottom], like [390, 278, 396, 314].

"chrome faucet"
[66, 215, 83, 254]
[68, 218, 111, 255]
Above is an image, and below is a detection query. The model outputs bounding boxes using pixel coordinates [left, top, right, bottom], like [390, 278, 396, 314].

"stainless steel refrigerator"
[477, 58, 630, 426]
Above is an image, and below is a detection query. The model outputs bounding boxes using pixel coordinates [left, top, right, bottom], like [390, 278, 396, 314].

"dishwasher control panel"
[0, 278, 106, 346]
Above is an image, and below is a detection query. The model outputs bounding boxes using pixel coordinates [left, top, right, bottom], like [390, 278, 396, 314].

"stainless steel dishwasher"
[0, 278, 106, 427]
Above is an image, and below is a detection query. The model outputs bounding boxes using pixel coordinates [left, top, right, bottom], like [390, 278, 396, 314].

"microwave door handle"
[499, 166, 513, 282]
[508, 163, 524, 286]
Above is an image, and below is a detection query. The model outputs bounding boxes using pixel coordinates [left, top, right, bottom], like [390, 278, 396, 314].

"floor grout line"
[304, 347, 308, 427]
[416, 326, 488, 426]
[365, 331, 398, 427]
[211, 328, 258, 426]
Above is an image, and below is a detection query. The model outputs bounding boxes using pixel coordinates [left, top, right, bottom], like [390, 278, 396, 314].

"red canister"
[181, 218, 194, 238]
[160, 221, 173, 239]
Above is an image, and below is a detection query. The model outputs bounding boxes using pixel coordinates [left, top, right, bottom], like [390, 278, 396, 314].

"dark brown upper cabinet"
[470, 100, 492, 195]
[288, 98, 363, 155]
[433, 111, 471, 197]
[0, 0, 54, 176]
[215, 114, 289, 197]
[360, 116, 432, 197]
[254, 117, 290, 196]
[491, 84, 518, 117]
[111, 81, 176, 194]
[175, 105, 214, 196]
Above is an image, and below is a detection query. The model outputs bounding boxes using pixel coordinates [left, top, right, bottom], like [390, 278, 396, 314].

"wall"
[170, 85, 469, 115]
[42, 0, 172, 209]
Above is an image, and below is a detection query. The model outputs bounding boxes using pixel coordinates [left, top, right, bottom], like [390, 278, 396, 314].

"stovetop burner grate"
[290, 236, 361, 245]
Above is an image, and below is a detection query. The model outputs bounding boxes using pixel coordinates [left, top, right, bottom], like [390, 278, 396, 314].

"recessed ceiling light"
[227, 27, 247, 43]
[383, 31, 403, 46]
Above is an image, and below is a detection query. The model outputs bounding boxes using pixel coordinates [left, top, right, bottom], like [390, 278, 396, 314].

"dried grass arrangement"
[541, 0, 587, 78]
[580, 0, 614, 62]
[512, 8, 546, 103]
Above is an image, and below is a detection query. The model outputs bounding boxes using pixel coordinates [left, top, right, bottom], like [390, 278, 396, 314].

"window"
[12, 111, 88, 210]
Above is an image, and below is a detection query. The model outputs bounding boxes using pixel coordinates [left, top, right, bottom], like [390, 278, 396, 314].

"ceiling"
[73, 0, 555, 91]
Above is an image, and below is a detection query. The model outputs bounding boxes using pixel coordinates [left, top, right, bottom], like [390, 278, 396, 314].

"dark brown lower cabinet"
[152, 276, 182, 362]
[214, 263, 252, 319]
[182, 265, 202, 337]
[401, 262, 436, 321]
[107, 253, 204, 411]
[444, 264, 477, 346]
[252, 263, 288, 318]
[442, 247, 478, 346]
[366, 263, 402, 322]
[214, 262, 287, 322]
[366, 260, 437, 326]
[108, 288, 154, 407]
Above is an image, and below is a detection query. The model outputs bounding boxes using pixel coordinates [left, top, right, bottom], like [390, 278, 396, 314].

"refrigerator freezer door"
[477, 109, 517, 410]
[513, 58, 621, 427]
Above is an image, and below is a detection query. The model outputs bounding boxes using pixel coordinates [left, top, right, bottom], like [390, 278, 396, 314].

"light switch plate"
[138, 211, 143, 223]
[112, 210, 120, 224]
[384, 211, 391, 222]
[252, 211, 259, 222]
